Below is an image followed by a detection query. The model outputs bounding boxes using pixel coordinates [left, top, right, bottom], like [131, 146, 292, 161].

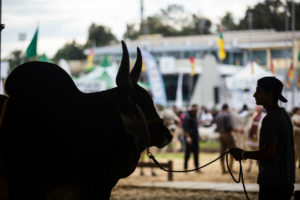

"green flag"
[26, 27, 38, 59]
[100, 56, 111, 67]
[39, 54, 52, 63]
[298, 51, 300, 62]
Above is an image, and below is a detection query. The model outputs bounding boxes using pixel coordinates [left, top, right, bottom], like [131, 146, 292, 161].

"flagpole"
[291, 0, 295, 108]
[284, 1, 289, 107]
[0, 0, 5, 94]
[248, 12, 253, 63]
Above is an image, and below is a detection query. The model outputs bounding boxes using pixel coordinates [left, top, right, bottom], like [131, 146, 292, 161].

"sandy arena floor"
[111, 152, 300, 200]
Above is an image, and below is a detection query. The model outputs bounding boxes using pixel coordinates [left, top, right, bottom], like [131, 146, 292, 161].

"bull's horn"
[116, 41, 130, 88]
[129, 47, 142, 84]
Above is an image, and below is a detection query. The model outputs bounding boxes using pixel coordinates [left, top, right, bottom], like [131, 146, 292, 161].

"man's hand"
[229, 148, 244, 161]
[186, 136, 192, 144]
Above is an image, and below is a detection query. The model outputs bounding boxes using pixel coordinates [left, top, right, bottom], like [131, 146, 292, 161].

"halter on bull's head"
[115, 41, 172, 148]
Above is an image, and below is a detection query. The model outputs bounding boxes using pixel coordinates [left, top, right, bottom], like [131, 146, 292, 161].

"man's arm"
[226, 116, 243, 133]
[182, 116, 192, 144]
[230, 143, 276, 161]
[184, 131, 192, 144]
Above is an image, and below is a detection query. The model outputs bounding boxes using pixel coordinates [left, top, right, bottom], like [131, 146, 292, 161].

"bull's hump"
[5, 61, 80, 97]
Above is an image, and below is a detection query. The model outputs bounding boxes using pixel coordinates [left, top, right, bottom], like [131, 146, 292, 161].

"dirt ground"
[116, 152, 260, 185]
[111, 152, 300, 200]
[0, 152, 298, 199]
[111, 187, 258, 200]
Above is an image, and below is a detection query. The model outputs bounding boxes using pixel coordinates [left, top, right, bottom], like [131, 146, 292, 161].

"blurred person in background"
[199, 106, 214, 127]
[160, 106, 180, 152]
[239, 104, 249, 117]
[246, 105, 265, 172]
[230, 77, 294, 200]
[292, 107, 300, 169]
[182, 104, 200, 172]
[215, 103, 243, 174]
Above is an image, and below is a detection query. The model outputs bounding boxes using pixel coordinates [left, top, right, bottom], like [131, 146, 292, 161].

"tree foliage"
[219, 0, 300, 31]
[8, 50, 24, 71]
[123, 24, 140, 40]
[85, 23, 118, 47]
[181, 15, 211, 35]
[238, 0, 286, 30]
[220, 12, 237, 31]
[123, 4, 211, 39]
[53, 40, 85, 61]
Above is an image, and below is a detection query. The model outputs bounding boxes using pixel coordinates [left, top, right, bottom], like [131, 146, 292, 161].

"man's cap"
[257, 76, 287, 103]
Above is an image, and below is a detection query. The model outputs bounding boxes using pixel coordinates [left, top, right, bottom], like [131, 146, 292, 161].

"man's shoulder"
[263, 108, 292, 128]
[267, 108, 289, 120]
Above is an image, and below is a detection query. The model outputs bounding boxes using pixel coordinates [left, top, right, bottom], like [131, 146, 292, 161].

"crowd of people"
[138, 100, 300, 175]
[138, 76, 297, 199]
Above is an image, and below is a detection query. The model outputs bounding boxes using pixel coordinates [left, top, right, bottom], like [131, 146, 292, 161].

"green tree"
[123, 4, 188, 39]
[123, 4, 212, 39]
[53, 40, 85, 61]
[85, 23, 118, 47]
[237, 0, 286, 30]
[159, 4, 188, 31]
[8, 50, 24, 71]
[144, 15, 179, 36]
[123, 24, 140, 40]
[286, 0, 300, 30]
[181, 14, 212, 35]
[219, 12, 237, 31]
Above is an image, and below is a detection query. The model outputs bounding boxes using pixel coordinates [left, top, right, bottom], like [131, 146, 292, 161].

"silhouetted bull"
[0, 41, 172, 200]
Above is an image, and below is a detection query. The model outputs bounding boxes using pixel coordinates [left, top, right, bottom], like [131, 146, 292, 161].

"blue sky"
[2, 0, 265, 59]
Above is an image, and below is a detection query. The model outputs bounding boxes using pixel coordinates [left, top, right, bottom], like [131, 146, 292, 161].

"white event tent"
[225, 61, 276, 90]
[225, 62, 282, 109]
[74, 63, 118, 93]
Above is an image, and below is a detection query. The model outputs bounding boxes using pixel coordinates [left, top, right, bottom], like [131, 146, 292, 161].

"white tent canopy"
[74, 63, 118, 93]
[225, 62, 276, 90]
[224, 62, 284, 110]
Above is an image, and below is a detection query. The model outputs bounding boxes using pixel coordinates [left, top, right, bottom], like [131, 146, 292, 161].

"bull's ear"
[119, 104, 151, 147]
[129, 48, 142, 84]
[116, 41, 130, 90]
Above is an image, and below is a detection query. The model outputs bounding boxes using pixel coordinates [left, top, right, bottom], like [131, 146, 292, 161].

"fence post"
[168, 160, 173, 181]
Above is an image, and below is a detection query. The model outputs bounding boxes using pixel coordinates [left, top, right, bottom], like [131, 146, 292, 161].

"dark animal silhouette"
[0, 41, 172, 200]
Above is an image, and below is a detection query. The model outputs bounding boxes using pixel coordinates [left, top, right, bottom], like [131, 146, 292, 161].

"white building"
[85, 30, 300, 108]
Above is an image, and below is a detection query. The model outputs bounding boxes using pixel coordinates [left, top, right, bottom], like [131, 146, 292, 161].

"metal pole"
[248, 12, 253, 63]
[0, 0, 4, 94]
[291, 0, 295, 108]
[140, 0, 146, 35]
[284, 1, 290, 107]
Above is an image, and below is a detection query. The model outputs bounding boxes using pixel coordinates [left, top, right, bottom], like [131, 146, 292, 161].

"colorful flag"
[288, 64, 294, 80]
[250, 60, 254, 75]
[26, 27, 38, 59]
[218, 27, 226, 60]
[189, 56, 196, 76]
[87, 48, 94, 67]
[270, 62, 274, 75]
[286, 80, 291, 89]
[141, 59, 146, 72]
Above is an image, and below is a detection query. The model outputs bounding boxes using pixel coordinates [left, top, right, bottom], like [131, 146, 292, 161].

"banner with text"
[142, 50, 167, 106]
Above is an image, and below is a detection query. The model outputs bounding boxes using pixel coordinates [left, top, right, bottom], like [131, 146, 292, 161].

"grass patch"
[199, 141, 220, 149]
[142, 141, 220, 160]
